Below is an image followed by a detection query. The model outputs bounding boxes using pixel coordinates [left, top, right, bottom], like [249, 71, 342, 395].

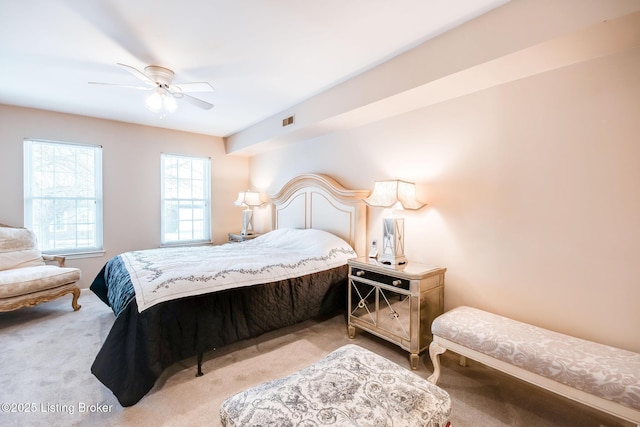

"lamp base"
[240, 209, 254, 236]
[378, 253, 407, 266]
[379, 217, 407, 265]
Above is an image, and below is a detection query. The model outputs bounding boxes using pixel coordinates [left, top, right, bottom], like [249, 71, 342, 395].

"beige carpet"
[0, 290, 632, 427]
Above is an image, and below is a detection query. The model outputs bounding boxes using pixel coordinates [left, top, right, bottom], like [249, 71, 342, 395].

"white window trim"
[160, 153, 212, 246]
[23, 138, 103, 255]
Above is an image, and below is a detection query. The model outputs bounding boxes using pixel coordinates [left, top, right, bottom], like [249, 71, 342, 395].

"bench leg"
[459, 355, 467, 367]
[427, 341, 447, 384]
[71, 287, 81, 311]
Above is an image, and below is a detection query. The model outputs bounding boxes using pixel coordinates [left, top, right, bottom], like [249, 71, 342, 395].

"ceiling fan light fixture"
[145, 91, 163, 112]
[92, 63, 213, 115]
[164, 93, 177, 113]
[145, 88, 177, 116]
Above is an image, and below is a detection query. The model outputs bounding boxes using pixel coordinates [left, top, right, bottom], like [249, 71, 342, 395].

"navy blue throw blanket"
[90, 255, 135, 317]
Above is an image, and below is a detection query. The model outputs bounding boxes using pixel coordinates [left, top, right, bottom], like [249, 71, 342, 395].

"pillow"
[0, 226, 45, 271]
[248, 228, 356, 257]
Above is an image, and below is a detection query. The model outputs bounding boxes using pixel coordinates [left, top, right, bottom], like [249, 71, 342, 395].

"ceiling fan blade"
[116, 63, 156, 86]
[89, 82, 153, 90]
[170, 82, 214, 93]
[174, 93, 214, 110]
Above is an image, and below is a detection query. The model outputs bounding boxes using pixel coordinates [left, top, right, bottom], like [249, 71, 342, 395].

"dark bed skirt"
[91, 266, 348, 406]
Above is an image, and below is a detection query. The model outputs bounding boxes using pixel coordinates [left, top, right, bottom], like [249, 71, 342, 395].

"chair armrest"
[42, 255, 66, 267]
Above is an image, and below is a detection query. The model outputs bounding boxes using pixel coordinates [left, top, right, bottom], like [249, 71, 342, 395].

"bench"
[428, 306, 640, 425]
[0, 224, 81, 312]
[220, 344, 451, 426]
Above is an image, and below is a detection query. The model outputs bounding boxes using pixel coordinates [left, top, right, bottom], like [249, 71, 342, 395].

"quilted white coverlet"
[220, 344, 451, 427]
[432, 306, 640, 411]
[124, 228, 356, 313]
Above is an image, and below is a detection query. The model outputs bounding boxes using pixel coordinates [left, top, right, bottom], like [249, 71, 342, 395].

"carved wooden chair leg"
[427, 340, 447, 384]
[71, 288, 81, 311]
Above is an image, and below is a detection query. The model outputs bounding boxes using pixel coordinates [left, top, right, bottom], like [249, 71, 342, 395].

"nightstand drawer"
[350, 268, 409, 289]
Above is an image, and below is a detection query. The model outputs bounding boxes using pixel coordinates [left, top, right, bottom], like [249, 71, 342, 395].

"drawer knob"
[355, 270, 365, 277]
[392, 280, 402, 286]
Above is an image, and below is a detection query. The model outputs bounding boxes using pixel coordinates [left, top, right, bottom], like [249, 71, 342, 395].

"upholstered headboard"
[269, 174, 369, 256]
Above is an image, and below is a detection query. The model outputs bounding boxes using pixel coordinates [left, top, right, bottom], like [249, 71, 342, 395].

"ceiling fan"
[90, 63, 214, 114]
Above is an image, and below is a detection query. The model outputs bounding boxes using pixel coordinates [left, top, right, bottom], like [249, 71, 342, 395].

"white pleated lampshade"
[362, 180, 425, 210]
[233, 191, 263, 207]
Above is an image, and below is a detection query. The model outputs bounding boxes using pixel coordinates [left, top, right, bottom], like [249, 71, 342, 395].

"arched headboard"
[269, 174, 369, 256]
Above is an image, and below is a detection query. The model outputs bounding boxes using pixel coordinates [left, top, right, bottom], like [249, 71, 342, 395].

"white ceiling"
[0, 0, 508, 138]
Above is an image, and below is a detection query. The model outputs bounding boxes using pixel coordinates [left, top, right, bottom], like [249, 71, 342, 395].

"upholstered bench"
[428, 306, 640, 425]
[0, 224, 81, 312]
[220, 344, 451, 426]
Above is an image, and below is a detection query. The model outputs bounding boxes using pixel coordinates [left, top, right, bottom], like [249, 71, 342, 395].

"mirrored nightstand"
[347, 257, 445, 369]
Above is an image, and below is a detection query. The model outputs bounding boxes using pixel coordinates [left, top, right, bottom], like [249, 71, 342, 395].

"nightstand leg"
[348, 324, 356, 339]
[410, 353, 419, 370]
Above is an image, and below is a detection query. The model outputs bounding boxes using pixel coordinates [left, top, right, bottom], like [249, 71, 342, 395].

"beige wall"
[249, 46, 640, 353]
[0, 105, 249, 288]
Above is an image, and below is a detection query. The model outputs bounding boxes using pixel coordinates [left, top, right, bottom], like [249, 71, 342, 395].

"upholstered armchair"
[0, 224, 81, 312]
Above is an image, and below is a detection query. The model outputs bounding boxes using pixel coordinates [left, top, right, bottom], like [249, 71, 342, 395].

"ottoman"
[220, 344, 451, 426]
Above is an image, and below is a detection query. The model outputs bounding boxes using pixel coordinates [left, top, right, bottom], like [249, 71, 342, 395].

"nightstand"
[228, 232, 261, 243]
[347, 257, 445, 369]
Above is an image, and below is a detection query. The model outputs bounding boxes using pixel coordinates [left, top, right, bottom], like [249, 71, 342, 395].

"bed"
[90, 174, 368, 407]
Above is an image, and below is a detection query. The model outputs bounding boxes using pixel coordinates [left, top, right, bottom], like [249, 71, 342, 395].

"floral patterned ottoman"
[220, 344, 451, 426]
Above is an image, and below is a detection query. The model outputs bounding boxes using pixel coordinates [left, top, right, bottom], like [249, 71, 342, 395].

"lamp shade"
[145, 88, 177, 116]
[233, 190, 263, 236]
[233, 191, 263, 207]
[362, 180, 425, 210]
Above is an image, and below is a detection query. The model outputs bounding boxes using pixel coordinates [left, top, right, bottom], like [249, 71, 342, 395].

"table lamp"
[363, 179, 425, 265]
[233, 190, 264, 235]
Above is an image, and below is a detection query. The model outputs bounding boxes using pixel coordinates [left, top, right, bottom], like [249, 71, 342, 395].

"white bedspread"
[122, 228, 356, 313]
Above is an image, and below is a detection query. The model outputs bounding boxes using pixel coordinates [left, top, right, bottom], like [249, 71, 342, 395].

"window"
[161, 153, 211, 244]
[24, 139, 103, 255]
